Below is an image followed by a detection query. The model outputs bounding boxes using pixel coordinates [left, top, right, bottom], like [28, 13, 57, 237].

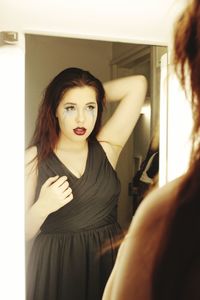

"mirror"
[25, 34, 167, 230]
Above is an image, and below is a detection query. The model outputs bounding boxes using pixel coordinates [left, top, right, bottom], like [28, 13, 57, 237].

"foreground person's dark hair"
[152, 1, 200, 298]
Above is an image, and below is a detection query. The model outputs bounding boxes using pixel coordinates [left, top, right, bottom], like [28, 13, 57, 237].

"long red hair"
[28, 67, 105, 164]
[152, 1, 200, 298]
[173, 0, 200, 164]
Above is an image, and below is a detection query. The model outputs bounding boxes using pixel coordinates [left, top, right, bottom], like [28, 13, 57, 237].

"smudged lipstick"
[73, 127, 87, 135]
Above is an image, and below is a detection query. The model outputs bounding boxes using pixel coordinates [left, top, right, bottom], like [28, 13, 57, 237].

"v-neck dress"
[27, 139, 123, 300]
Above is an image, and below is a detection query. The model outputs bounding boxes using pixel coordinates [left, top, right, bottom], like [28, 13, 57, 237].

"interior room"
[25, 34, 167, 228]
[0, 0, 191, 298]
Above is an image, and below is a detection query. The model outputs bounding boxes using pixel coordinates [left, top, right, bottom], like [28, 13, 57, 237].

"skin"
[102, 176, 182, 300]
[25, 75, 147, 240]
[56, 86, 98, 145]
[54, 86, 98, 178]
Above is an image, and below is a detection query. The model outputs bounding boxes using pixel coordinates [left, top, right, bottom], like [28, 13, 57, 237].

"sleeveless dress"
[27, 139, 123, 300]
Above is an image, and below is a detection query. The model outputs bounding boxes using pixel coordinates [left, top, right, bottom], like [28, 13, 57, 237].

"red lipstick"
[73, 127, 87, 135]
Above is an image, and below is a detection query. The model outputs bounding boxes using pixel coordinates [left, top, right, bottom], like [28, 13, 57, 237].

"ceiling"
[0, 0, 187, 45]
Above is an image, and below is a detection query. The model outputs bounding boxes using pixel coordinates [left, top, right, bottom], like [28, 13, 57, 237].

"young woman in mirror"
[25, 67, 147, 300]
[103, 0, 200, 299]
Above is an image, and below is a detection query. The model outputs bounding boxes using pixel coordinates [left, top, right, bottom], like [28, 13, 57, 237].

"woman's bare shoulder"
[25, 146, 38, 177]
[129, 176, 184, 233]
[144, 176, 183, 210]
[25, 146, 37, 164]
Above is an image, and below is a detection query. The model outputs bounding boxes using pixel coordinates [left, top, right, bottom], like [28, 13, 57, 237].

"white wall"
[159, 53, 192, 185]
[167, 73, 192, 181]
[0, 0, 184, 45]
[0, 40, 25, 300]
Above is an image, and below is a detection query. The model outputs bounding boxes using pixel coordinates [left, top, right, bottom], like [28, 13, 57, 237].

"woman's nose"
[76, 109, 85, 123]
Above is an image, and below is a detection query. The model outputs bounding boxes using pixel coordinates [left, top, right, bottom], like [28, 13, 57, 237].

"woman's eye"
[86, 105, 95, 111]
[65, 106, 75, 111]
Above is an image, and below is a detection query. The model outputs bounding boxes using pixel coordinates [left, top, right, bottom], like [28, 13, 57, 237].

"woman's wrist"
[33, 198, 50, 219]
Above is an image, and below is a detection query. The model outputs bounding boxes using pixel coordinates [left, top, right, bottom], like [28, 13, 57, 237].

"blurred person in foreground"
[102, 0, 200, 299]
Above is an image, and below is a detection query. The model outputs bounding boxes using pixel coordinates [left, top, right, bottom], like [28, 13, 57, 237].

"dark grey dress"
[27, 139, 123, 300]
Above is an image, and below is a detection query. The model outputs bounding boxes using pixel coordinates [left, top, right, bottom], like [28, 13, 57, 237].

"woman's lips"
[73, 127, 87, 135]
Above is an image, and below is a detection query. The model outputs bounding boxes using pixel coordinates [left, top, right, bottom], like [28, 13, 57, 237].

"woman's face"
[56, 86, 98, 143]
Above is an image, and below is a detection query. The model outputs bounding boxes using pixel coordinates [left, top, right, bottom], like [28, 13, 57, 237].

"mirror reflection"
[25, 34, 167, 299]
[25, 34, 167, 230]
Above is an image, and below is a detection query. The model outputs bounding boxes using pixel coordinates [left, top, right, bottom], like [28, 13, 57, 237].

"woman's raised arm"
[97, 75, 147, 149]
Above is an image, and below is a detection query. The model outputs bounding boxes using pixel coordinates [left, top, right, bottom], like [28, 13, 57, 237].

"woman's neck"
[55, 137, 88, 153]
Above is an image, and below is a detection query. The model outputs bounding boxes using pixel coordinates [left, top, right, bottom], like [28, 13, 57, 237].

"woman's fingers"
[64, 192, 73, 203]
[59, 180, 69, 192]
[43, 175, 59, 187]
[52, 176, 68, 188]
[63, 187, 73, 198]
[50, 176, 73, 201]
[42, 175, 73, 203]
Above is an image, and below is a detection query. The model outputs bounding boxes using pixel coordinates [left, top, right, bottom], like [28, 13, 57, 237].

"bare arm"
[25, 146, 43, 240]
[25, 147, 73, 240]
[98, 75, 147, 149]
[102, 178, 181, 300]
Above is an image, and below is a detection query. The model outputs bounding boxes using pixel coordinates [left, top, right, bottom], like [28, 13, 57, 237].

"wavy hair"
[29, 67, 105, 164]
[152, 1, 200, 298]
[173, 0, 200, 163]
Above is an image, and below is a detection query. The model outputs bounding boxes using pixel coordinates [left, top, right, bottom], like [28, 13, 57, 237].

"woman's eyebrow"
[63, 102, 77, 105]
[86, 101, 97, 105]
[63, 101, 97, 105]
